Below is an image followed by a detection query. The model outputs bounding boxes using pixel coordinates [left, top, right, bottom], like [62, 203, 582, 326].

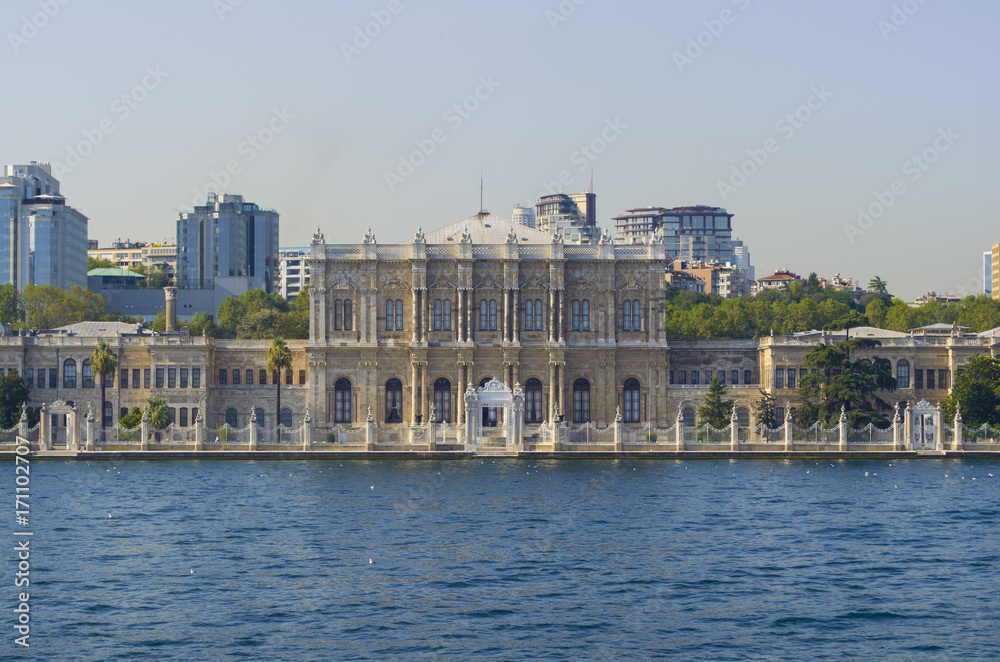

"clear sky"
[3, 0, 996, 300]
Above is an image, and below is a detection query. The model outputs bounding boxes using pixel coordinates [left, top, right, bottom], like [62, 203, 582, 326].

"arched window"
[632, 300, 642, 331]
[180, 408, 188, 427]
[335, 378, 352, 423]
[103, 401, 113, 428]
[433, 378, 451, 423]
[433, 299, 443, 330]
[572, 300, 581, 330]
[63, 359, 76, 389]
[623, 301, 633, 331]
[395, 299, 404, 330]
[385, 378, 403, 423]
[232, 369, 240, 385]
[479, 377, 498, 428]
[334, 298, 343, 330]
[682, 407, 695, 427]
[534, 299, 543, 331]
[489, 300, 498, 330]
[253, 408, 265, 426]
[259, 369, 267, 386]
[897, 360, 910, 389]
[343, 299, 353, 331]
[623, 378, 640, 423]
[225, 408, 238, 428]
[280, 408, 292, 428]
[443, 299, 451, 330]
[581, 300, 590, 331]
[525, 378, 543, 424]
[246, 369, 254, 386]
[385, 300, 394, 331]
[82, 359, 94, 388]
[573, 378, 590, 423]
[737, 407, 750, 428]
[480, 299, 488, 330]
[525, 299, 535, 330]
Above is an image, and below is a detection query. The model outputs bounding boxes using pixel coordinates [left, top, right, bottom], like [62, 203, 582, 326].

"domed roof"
[424, 212, 553, 245]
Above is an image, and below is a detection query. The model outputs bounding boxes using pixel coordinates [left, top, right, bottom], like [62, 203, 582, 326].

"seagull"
[108, 514, 112, 518]
[190, 569, 197, 574]
[370, 485, 374, 490]
[368, 558, 375, 564]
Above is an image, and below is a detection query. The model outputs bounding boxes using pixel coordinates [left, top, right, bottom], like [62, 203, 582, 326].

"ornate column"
[953, 404, 963, 451]
[558, 291, 565, 343]
[411, 290, 419, 343]
[614, 407, 624, 452]
[464, 385, 478, 451]
[318, 288, 327, 341]
[838, 405, 847, 452]
[457, 364, 466, 426]
[512, 290, 519, 343]
[557, 362, 564, 418]
[549, 291, 556, 343]
[410, 362, 419, 426]
[421, 362, 429, 424]
[423, 289, 430, 343]
[503, 290, 510, 343]
[458, 290, 465, 342]
[548, 362, 556, 422]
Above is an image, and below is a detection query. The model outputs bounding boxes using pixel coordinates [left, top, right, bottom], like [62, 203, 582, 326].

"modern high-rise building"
[277, 247, 311, 299]
[511, 205, 536, 229]
[0, 162, 88, 290]
[983, 250, 992, 297]
[612, 205, 734, 264]
[732, 239, 754, 282]
[535, 192, 599, 244]
[177, 193, 279, 291]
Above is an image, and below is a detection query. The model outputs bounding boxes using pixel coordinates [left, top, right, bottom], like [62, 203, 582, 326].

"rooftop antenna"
[479, 167, 486, 215]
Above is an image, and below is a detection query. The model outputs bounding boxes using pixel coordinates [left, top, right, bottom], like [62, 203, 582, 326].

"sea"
[7, 457, 1000, 661]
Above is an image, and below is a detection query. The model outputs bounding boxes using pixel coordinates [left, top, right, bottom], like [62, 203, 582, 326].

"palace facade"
[0, 213, 997, 441]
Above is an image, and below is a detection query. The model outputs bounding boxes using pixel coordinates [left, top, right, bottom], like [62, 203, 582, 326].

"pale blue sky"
[3, 0, 996, 299]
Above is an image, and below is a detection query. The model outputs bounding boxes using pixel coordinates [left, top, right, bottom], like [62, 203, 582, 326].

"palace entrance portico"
[463, 379, 524, 452]
[905, 399, 943, 451]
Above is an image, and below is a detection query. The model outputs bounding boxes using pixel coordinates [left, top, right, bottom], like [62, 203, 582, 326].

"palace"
[0, 212, 996, 449]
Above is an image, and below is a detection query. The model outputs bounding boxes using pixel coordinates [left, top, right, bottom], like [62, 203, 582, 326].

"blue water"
[8, 458, 1000, 661]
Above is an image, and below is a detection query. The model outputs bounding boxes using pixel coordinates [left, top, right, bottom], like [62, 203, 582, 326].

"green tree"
[0, 371, 30, 429]
[941, 355, 1000, 428]
[23, 284, 108, 329]
[147, 397, 171, 430]
[823, 310, 869, 331]
[215, 289, 290, 338]
[144, 268, 169, 289]
[119, 407, 143, 429]
[796, 338, 896, 427]
[0, 283, 25, 325]
[186, 311, 220, 337]
[87, 257, 114, 271]
[697, 374, 734, 428]
[755, 390, 777, 429]
[266, 338, 292, 427]
[90, 340, 118, 428]
[868, 276, 891, 301]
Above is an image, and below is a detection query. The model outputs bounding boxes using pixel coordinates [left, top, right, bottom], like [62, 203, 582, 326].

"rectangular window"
[104, 372, 114, 388]
[133, 369, 140, 389]
[25, 368, 33, 389]
[939, 370, 948, 389]
[121, 368, 129, 389]
[192, 407, 199, 423]
[168, 368, 177, 388]
[180, 368, 188, 388]
[180, 408, 188, 427]
[259, 369, 267, 386]
[192, 368, 200, 388]
[155, 368, 164, 388]
[915, 369, 924, 389]
[800, 368, 808, 381]
[705, 369, 713, 382]
[218, 369, 227, 386]
[691, 371, 700, 385]
[744, 370, 753, 384]
[286, 370, 293, 385]
[299, 370, 306, 385]
[775, 407, 784, 422]
[731, 370, 739, 385]
[787, 369, 795, 389]
[144, 369, 151, 388]
[718, 370, 726, 384]
[926, 369, 935, 390]
[232, 370, 240, 386]
[49, 369, 57, 389]
[669, 371, 674, 385]
[678, 371, 687, 385]
[775, 368, 784, 389]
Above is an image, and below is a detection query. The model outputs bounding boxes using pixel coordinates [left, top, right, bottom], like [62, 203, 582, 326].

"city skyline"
[2, 0, 996, 300]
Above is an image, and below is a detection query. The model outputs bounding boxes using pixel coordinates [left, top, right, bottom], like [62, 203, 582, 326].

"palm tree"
[266, 337, 292, 428]
[90, 340, 118, 429]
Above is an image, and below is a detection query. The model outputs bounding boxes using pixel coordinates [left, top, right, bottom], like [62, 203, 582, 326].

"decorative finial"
[366, 405, 373, 423]
[460, 227, 472, 244]
[311, 226, 325, 244]
[615, 406, 622, 422]
[363, 227, 377, 245]
[414, 226, 426, 243]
